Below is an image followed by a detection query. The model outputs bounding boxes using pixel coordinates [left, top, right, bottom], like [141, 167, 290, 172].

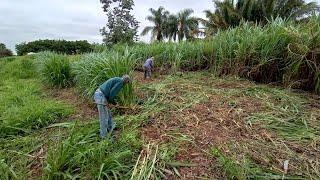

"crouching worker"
[143, 57, 154, 80]
[94, 75, 130, 138]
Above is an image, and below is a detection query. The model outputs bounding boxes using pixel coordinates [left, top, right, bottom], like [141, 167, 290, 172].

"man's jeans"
[144, 66, 151, 79]
[94, 89, 113, 138]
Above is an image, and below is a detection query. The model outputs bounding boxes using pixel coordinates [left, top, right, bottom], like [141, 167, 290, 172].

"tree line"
[15, 39, 93, 56]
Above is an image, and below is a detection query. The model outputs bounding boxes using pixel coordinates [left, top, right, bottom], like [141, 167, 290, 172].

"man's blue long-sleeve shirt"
[99, 77, 124, 103]
[143, 58, 154, 69]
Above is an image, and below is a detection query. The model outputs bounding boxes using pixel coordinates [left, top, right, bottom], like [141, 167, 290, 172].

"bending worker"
[94, 75, 130, 138]
[143, 57, 154, 80]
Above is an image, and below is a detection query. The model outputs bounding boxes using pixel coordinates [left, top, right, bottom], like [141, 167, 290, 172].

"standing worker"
[143, 57, 154, 80]
[94, 75, 130, 138]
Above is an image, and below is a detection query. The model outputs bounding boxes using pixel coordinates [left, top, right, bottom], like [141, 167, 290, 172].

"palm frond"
[141, 26, 154, 36]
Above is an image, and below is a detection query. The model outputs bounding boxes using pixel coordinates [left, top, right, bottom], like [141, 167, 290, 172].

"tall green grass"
[93, 16, 320, 94]
[36, 52, 74, 88]
[73, 49, 138, 105]
[44, 123, 140, 179]
[0, 57, 73, 137]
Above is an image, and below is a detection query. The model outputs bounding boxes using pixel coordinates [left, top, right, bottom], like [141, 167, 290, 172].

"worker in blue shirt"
[143, 57, 154, 80]
[94, 75, 130, 138]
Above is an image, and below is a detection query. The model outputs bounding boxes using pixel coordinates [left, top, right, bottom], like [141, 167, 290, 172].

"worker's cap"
[122, 74, 131, 82]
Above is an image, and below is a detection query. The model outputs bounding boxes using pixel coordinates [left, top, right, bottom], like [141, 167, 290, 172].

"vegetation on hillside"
[0, 56, 319, 178]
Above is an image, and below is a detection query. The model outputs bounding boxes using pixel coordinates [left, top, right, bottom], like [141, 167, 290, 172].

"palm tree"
[176, 9, 199, 41]
[141, 6, 170, 41]
[163, 14, 179, 41]
[200, 0, 243, 35]
[263, 0, 319, 20]
[201, 0, 319, 36]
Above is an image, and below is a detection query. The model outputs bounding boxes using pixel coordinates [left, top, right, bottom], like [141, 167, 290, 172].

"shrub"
[36, 52, 74, 88]
[0, 43, 13, 59]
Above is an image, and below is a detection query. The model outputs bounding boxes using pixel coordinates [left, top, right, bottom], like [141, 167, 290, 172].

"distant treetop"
[15, 39, 93, 56]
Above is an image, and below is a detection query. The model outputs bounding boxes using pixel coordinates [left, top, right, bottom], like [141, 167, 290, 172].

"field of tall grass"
[93, 17, 320, 94]
[34, 17, 319, 100]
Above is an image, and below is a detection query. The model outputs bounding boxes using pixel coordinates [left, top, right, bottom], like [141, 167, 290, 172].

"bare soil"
[26, 145, 47, 179]
[50, 88, 98, 120]
[140, 80, 266, 179]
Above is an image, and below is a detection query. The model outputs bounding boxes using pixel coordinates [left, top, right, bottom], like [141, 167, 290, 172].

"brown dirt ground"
[132, 71, 163, 85]
[140, 92, 266, 179]
[49, 88, 98, 120]
[26, 145, 47, 179]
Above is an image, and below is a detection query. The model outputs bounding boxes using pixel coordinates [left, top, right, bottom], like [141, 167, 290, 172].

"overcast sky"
[0, 0, 318, 52]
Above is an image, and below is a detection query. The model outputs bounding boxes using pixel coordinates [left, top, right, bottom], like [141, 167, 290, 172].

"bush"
[0, 43, 13, 59]
[36, 52, 74, 88]
[73, 49, 137, 105]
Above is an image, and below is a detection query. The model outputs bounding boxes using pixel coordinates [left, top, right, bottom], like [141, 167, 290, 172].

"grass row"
[94, 17, 320, 94]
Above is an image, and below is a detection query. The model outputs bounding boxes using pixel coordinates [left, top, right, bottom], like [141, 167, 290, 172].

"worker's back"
[99, 77, 123, 101]
[144, 58, 153, 69]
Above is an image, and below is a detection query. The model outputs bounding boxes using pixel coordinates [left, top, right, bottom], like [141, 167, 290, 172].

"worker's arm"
[150, 60, 154, 68]
[108, 81, 124, 104]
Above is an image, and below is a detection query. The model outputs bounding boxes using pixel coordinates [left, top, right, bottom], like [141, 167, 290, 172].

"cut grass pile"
[138, 72, 320, 179]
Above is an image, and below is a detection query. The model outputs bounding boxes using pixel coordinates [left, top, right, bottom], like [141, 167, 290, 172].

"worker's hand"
[111, 101, 117, 106]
